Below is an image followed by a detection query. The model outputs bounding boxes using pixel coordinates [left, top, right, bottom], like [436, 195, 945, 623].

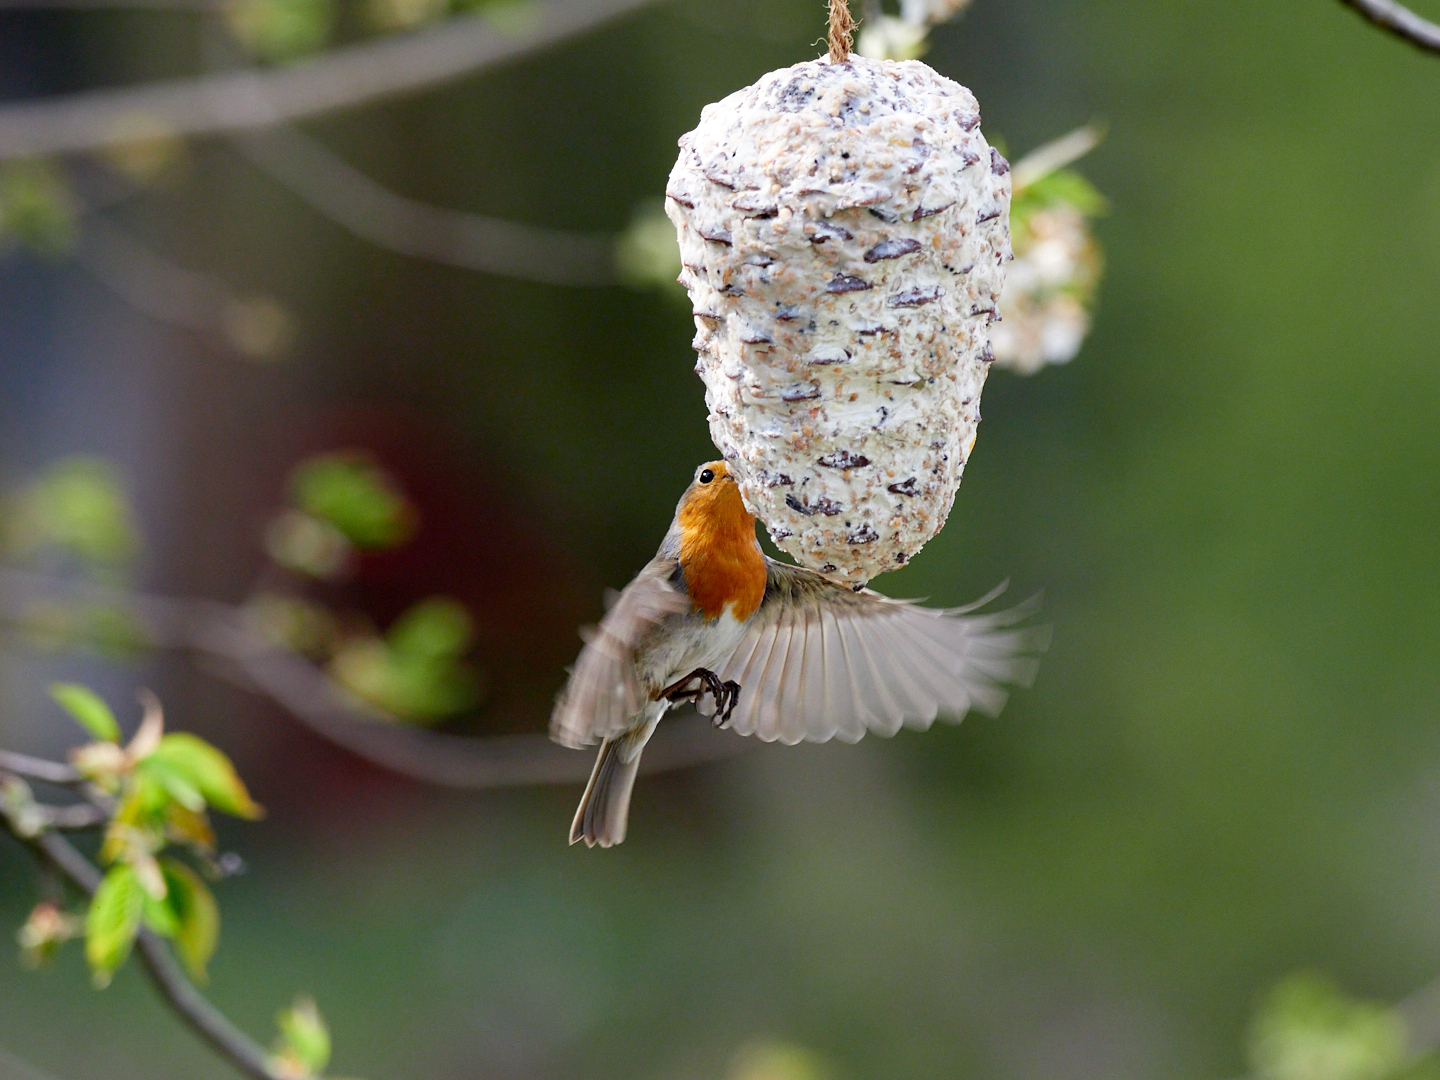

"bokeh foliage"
[1, 0, 1439, 1078]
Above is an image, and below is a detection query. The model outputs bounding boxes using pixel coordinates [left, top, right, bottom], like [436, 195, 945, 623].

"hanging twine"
[827, 0, 855, 62]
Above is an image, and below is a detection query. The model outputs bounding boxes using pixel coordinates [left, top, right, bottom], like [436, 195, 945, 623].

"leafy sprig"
[51, 684, 260, 985]
[0, 684, 359, 1079]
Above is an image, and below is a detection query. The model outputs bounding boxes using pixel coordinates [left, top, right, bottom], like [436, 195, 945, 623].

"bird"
[550, 460, 1046, 847]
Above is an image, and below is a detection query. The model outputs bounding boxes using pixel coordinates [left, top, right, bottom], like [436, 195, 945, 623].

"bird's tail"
[571, 736, 643, 847]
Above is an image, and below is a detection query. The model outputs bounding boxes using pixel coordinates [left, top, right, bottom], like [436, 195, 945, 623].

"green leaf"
[327, 597, 481, 723]
[164, 801, 217, 854]
[476, 0, 539, 37]
[147, 734, 263, 819]
[614, 199, 685, 293]
[0, 161, 77, 255]
[50, 683, 120, 742]
[4, 456, 140, 567]
[263, 511, 352, 580]
[142, 889, 181, 938]
[329, 636, 481, 724]
[288, 452, 415, 550]
[86, 864, 144, 986]
[727, 1041, 833, 1080]
[1011, 167, 1108, 230]
[138, 757, 207, 812]
[224, 0, 334, 61]
[387, 597, 472, 660]
[160, 858, 220, 983]
[82, 604, 152, 660]
[276, 996, 331, 1076]
[1249, 972, 1408, 1080]
[100, 770, 174, 864]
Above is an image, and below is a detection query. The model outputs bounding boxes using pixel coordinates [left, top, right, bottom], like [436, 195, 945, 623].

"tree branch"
[71, 214, 295, 362]
[1338, 0, 1440, 53]
[36, 802, 109, 828]
[0, 0, 217, 9]
[230, 126, 617, 286]
[21, 829, 280, 1080]
[0, 0, 660, 161]
[1011, 123, 1104, 192]
[0, 750, 81, 786]
[0, 567, 750, 789]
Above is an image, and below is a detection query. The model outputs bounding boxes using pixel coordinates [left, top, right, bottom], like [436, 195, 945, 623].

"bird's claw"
[662, 668, 742, 725]
[717, 680, 741, 725]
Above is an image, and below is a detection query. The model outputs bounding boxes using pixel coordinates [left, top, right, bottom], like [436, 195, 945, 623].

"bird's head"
[675, 461, 755, 544]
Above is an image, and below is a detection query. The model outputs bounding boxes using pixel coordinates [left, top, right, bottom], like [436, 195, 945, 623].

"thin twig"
[828, 0, 856, 62]
[0, 751, 81, 786]
[70, 210, 296, 360]
[37, 802, 108, 828]
[1011, 123, 1105, 192]
[0, 567, 750, 789]
[71, 216, 249, 338]
[0, 0, 217, 8]
[22, 829, 279, 1080]
[0, 0, 660, 161]
[1338, 0, 1440, 53]
[230, 127, 616, 286]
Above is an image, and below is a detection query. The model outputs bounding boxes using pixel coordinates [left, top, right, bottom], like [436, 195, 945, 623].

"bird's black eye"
[699, 469, 715, 484]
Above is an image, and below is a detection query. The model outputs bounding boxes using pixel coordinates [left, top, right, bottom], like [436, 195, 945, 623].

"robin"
[551, 461, 1045, 847]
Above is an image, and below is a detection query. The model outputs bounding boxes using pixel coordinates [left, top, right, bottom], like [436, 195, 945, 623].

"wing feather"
[734, 607, 788, 740]
[768, 611, 802, 742]
[706, 561, 1046, 744]
[838, 615, 895, 736]
[857, 609, 944, 728]
[550, 560, 690, 748]
[798, 608, 832, 745]
[776, 606, 811, 745]
[889, 613, 979, 723]
[823, 606, 869, 743]
[722, 625, 767, 692]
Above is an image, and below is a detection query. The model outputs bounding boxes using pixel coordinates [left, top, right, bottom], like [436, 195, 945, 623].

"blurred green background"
[2, 0, 1440, 1077]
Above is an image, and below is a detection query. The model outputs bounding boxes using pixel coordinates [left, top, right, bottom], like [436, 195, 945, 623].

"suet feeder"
[666, 40, 1010, 586]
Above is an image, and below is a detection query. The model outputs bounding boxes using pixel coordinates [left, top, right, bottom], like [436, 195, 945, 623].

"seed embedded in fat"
[668, 55, 1010, 586]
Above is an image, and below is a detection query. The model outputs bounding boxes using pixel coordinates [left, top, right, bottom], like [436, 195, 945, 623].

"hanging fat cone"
[667, 55, 1010, 586]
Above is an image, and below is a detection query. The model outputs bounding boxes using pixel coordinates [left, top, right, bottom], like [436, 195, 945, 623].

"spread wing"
[550, 558, 691, 749]
[697, 561, 1049, 745]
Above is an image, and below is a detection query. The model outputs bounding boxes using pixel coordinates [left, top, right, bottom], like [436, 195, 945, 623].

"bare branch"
[74, 216, 225, 331]
[228, 639, 745, 786]
[1011, 123, 1105, 192]
[0, 567, 750, 789]
[0, 0, 660, 161]
[22, 829, 280, 1080]
[133, 929, 278, 1080]
[1339, 0, 1440, 53]
[36, 801, 108, 828]
[70, 215, 295, 359]
[231, 126, 617, 285]
[0, 750, 81, 785]
[0, 0, 216, 9]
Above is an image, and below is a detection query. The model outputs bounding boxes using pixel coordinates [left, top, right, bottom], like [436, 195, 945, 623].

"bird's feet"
[715, 679, 741, 724]
[662, 668, 742, 725]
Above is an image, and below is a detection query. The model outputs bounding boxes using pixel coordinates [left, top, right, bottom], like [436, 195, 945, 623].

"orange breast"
[677, 482, 766, 622]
